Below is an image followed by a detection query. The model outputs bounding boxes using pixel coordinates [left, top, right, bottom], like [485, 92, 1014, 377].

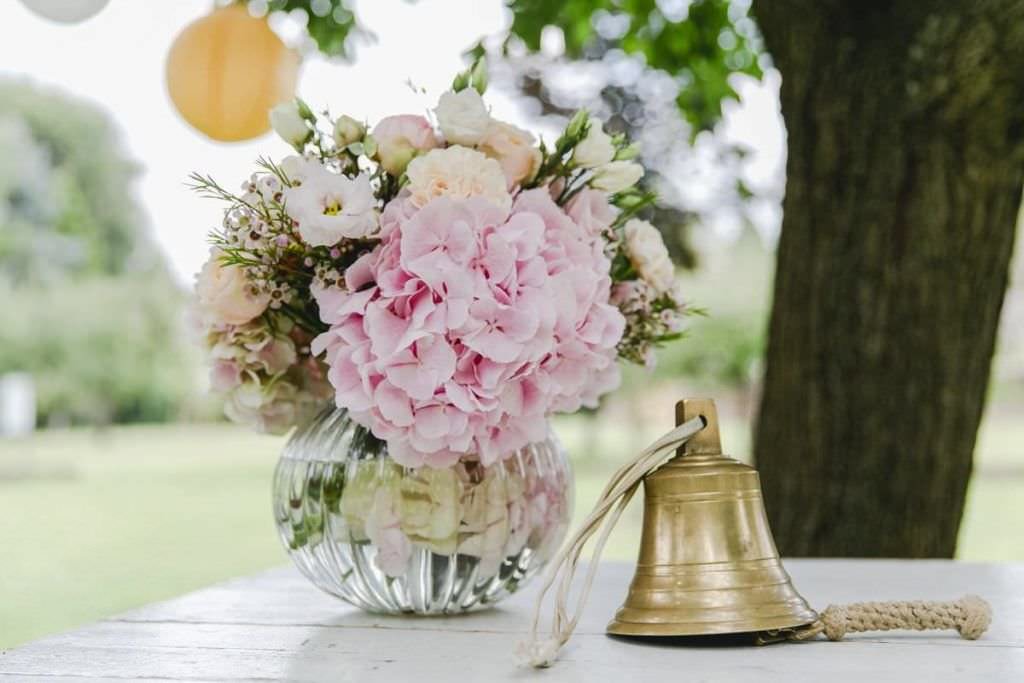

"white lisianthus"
[333, 115, 365, 148]
[279, 155, 321, 184]
[434, 88, 491, 146]
[406, 146, 511, 212]
[284, 169, 379, 245]
[592, 160, 644, 193]
[269, 102, 312, 148]
[624, 218, 675, 293]
[572, 124, 615, 168]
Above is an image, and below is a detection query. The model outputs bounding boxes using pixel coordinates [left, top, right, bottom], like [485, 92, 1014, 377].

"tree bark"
[754, 1, 1024, 557]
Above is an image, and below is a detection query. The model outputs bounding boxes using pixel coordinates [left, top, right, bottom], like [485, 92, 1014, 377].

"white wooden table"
[2, 560, 1021, 682]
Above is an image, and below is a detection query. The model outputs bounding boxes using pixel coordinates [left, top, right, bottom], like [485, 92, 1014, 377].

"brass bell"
[607, 398, 819, 639]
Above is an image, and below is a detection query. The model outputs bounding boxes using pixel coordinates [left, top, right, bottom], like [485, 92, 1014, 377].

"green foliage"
[247, 0, 366, 58]
[0, 80, 194, 425]
[0, 277, 198, 425]
[0, 81, 160, 283]
[504, 0, 764, 132]
[651, 313, 762, 386]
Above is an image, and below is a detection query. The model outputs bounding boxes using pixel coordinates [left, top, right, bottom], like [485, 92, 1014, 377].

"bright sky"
[0, 0, 784, 285]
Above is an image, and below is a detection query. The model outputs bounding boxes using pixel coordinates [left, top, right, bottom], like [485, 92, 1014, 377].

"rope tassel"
[519, 415, 708, 667]
[815, 596, 992, 641]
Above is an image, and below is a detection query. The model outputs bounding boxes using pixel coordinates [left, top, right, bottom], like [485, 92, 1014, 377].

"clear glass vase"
[272, 405, 573, 614]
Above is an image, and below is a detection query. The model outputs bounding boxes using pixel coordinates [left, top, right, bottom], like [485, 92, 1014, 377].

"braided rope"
[811, 595, 991, 641]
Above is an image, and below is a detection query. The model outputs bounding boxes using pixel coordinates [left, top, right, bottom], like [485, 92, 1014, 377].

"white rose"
[572, 124, 615, 168]
[195, 249, 270, 325]
[269, 102, 311, 148]
[624, 218, 675, 293]
[592, 160, 644, 194]
[284, 169, 379, 245]
[434, 88, 491, 146]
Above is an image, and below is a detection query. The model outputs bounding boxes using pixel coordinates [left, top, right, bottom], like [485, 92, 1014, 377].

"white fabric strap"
[518, 415, 707, 668]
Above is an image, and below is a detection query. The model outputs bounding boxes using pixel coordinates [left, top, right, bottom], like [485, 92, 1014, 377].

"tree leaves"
[504, 0, 764, 132]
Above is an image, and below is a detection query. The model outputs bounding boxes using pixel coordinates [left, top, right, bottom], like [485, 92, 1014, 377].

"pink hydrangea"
[312, 190, 625, 467]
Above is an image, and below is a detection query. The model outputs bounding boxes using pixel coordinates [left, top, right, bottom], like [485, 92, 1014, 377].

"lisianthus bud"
[333, 115, 365, 148]
[451, 57, 488, 95]
[469, 57, 488, 94]
[564, 110, 589, 140]
[572, 124, 615, 168]
[269, 101, 312, 150]
[591, 160, 644, 194]
[434, 88, 491, 146]
[615, 141, 642, 161]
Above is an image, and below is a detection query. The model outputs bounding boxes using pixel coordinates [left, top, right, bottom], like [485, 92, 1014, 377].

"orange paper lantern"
[166, 4, 300, 142]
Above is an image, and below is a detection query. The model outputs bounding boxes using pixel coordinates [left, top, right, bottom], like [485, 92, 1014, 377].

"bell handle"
[676, 398, 722, 455]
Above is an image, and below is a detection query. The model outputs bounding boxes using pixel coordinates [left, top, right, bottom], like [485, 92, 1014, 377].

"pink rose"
[372, 115, 439, 176]
[195, 250, 269, 325]
[566, 188, 618, 236]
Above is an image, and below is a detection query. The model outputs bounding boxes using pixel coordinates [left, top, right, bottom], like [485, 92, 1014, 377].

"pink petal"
[465, 329, 523, 363]
[344, 252, 377, 291]
[375, 382, 414, 426]
[413, 405, 449, 440]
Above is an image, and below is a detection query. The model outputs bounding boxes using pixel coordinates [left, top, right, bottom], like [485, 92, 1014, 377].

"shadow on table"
[283, 606, 524, 681]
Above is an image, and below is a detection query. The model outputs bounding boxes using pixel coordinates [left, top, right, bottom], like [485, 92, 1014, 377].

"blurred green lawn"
[1, 410, 1021, 648]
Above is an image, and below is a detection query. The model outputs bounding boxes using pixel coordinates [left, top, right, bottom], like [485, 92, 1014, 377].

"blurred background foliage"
[503, 0, 764, 132]
[0, 81, 195, 426]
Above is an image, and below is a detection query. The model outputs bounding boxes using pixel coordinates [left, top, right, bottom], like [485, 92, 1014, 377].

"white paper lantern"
[18, 0, 110, 24]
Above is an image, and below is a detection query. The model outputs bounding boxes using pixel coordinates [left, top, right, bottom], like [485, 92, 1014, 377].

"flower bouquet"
[191, 62, 690, 613]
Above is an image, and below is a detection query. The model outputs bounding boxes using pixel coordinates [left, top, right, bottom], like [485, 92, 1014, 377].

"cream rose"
[196, 250, 270, 325]
[572, 123, 615, 168]
[592, 160, 644, 194]
[405, 146, 512, 212]
[477, 120, 542, 188]
[372, 114, 439, 176]
[434, 88, 491, 146]
[624, 218, 675, 293]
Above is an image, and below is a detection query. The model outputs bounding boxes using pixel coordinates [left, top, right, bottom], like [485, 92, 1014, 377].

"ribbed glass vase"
[272, 406, 572, 614]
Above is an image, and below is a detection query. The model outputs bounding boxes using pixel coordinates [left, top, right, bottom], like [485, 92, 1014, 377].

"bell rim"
[605, 614, 819, 638]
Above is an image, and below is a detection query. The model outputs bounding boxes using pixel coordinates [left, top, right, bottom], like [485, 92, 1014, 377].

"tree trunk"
[754, 2, 1024, 557]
